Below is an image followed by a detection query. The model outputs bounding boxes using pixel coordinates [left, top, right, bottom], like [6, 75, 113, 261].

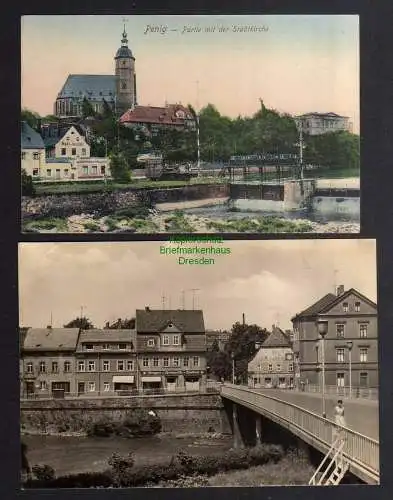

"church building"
[54, 27, 137, 119]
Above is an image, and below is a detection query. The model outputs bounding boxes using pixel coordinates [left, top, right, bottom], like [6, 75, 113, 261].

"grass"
[164, 210, 195, 233]
[206, 216, 313, 233]
[83, 221, 102, 232]
[23, 217, 68, 232]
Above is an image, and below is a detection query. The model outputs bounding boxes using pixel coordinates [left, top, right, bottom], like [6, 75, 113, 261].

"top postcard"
[21, 15, 360, 235]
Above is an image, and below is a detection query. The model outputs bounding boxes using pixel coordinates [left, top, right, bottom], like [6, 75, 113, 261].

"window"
[26, 362, 33, 373]
[336, 372, 345, 387]
[127, 360, 134, 371]
[104, 383, 110, 392]
[359, 372, 368, 388]
[33, 152, 40, 160]
[39, 381, 47, 391]
[119, 343, 127, 350]
[71, 148, 77, 156]
[142, 357, 149, 367]
[268, 364, 272, 372]
[64, 361, 71, 372]
[163, 335, 170, 346]
[121, 81, 127, 89]
[355, 302, 361, 312]
[85, 344, 94, 351]
[88, 382, 95, 392]
[153, 357, 159, 367]
[288, 363, 293, 372]
[173, 335, 180, 345]
[88, 361, 96, 372]
[359, 324, 368, 338]
[173, 357, 180, 367]
[343, 302, 348, 313]
[33, 169, 39, 176]
[46, 169, 52, 177]
[117, 360, 125, 371]
[51, 361, 59, 373]
[264, 377, 272, 386]
[276, 364, 281, 372]
[101, 165, 106, 174]
[336, 324, 345, 338]
[83, 166, 88, 175]
[193, 356, 199, 367]
[103, 361, 110, 372]
[183, 357, 189, 367]
[147, 338, 155, 347]
[163, 357, 169, 367]
[92, 166, 97, 175]
[102, 344, 110, 350]
[81, 148, 86, 156]
[360, 348, 368, 363]
[39, 361, 46, 373]
[64, 169, 69, 176]
[61, 148, 66, 156]
[336, 348, 345, 363]
[21, 152, 26, 160]
[78, 361, 85, 372]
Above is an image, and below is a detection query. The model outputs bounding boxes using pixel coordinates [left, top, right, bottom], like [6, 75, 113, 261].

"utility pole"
[333, 269, 338, 294]
[162, 294, 166, 310]
[181, 290, 185, 310]
[80, 306, 84, 319]
[50, 311, 53, 328]
[189, 289, 200, 310]
[299, 121, 304, 180]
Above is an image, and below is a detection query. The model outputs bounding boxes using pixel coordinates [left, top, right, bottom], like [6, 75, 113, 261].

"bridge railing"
[221, 384, 379, 481]
[297, 384, 378, 401]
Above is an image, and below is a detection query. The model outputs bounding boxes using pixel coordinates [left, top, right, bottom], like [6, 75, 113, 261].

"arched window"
[121, 81, 127, 90]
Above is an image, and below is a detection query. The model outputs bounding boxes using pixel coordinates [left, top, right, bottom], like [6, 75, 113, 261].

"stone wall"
[22, 184, 229, 220]
[21, 393, 231, 434]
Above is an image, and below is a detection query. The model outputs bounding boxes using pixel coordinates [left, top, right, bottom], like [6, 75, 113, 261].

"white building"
[296, 112, 352, 136]
[21, 122, 111, 182]
[21, 122, 46, 178]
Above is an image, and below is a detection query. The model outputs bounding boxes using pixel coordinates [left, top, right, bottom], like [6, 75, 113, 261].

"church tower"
[114, 26, 137, 116]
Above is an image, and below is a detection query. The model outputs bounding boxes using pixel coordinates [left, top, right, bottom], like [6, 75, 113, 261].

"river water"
[23, 434, 233, 477]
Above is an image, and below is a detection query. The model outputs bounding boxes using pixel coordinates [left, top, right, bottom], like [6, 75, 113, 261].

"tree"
[109, 151, 131, 182]
[304, 131, 360, 171]
[21, 108, 41, 129]
[105, 318, 135, 329]
[81, 97, 96, 119]
[21, 169, 35, 196]
[63, 317, 94, 329]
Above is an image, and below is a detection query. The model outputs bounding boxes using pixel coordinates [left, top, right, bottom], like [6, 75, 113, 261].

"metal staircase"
[309, 435, 349, 486]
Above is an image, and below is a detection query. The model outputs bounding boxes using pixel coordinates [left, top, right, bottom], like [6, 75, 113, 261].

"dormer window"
[85, 344, 94, 351]
[147, 338, 155, 347]
[173, 335, 180, 345]
[343, 302, 348, 312]
[163, 335, 170, 346]
[168, 322, 173, 328]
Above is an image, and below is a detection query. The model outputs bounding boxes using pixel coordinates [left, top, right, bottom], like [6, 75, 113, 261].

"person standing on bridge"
[334, 399, 347, 443]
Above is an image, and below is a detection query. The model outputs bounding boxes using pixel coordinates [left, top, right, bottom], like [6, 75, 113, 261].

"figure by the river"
[21, 442, 31, 481]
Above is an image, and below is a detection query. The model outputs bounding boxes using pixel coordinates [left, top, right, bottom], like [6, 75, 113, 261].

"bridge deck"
[221, 384, 379, 485]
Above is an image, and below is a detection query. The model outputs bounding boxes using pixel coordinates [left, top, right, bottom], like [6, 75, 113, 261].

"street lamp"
[231, 352, 235, 384]
[316, 319, 328, 418]
[346, 341, 353, 398]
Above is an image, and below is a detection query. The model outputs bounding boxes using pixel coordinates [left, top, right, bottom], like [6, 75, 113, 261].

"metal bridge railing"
[221, 383, 379, 481]
[297, 384, 378, 401]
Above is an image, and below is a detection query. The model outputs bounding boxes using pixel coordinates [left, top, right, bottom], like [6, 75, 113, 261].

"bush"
[32, 464, 55, 482]
[86, 416, 116, 437]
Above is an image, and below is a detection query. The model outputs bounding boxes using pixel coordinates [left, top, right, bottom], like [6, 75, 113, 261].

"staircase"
[309, 436, 349, 486]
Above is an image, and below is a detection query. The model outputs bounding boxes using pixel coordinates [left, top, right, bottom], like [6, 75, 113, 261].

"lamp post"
[316, 319, 328, 418]
[346, 340, 353, 398]
[231, 352, 235, 384]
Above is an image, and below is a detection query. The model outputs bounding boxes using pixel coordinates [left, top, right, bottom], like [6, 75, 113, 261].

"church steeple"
[121, 25, 128, 46]
[114, 20, 137, 113]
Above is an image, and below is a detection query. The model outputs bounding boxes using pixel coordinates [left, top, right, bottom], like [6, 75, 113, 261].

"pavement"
[254, 388, 379, 440]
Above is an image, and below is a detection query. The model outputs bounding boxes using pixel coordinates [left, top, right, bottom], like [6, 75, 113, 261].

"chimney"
[242, 313, 245, 326]
[105, 322, 109, 329]
[145, 306, 150, 312]
[336, 285, 345, 297]
[46, 325, 52, 329]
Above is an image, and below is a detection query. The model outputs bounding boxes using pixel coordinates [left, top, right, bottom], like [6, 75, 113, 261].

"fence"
[297, 384, 378, 401]
[21, 381, 222, 400]
[221, 383, 379, 483]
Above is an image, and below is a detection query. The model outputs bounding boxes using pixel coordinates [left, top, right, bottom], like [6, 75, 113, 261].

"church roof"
[21, 122, 45, 150]
[262, 326, 292, 348]
[57, 75, 117, 102]
[115, 46, 134, 59]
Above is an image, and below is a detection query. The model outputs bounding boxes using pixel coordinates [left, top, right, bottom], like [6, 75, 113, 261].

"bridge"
[220, 383, 379, 485]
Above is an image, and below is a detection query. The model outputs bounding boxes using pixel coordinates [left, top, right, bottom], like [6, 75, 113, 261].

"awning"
[112, 376, 134, 383]
[141, 376, 161, 383]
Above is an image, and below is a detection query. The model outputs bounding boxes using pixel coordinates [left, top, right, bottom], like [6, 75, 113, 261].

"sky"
[19, 240, 376, 331]
[21, 15, 359, 132]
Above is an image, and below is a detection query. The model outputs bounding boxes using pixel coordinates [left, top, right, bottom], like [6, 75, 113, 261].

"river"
[23, 434, 233, 477]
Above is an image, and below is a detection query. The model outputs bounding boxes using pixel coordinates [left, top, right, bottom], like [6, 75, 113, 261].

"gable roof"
[23, 328, 80, 351]
[292, 288, 377, 321]
[41, 123, 88, 148]
[57, 74, 117, 102]
[297, 112, 348, 119]
[262, 326, 292, 348]
[119, 104, 194, 126]
[21, 121, 45, 150]
[136, 309, 205, 333]
[77, 329, 136, 344]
